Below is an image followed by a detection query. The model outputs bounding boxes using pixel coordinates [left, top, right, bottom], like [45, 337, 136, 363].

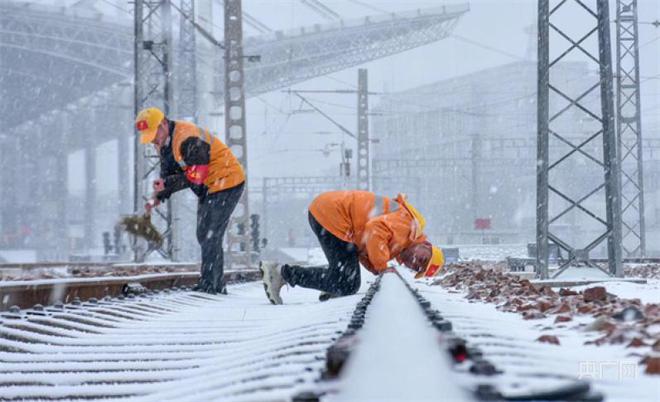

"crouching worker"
[260, 191, 445, 304]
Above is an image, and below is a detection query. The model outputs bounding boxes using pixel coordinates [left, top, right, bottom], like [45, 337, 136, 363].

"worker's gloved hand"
[152, 178, 165, 192]
[144, 198, 160, 216]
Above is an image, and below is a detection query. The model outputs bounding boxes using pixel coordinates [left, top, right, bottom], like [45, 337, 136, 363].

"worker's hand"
[144, 198, 160, 216]
[153, 178, 165, 193]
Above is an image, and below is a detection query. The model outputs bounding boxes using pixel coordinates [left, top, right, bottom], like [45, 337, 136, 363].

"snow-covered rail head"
[328, 270, 474, 402]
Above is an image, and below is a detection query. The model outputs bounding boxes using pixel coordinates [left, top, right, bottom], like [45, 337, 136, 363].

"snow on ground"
[570, 279, 660, 305]
[0, 280, 366, 401]
[451, 244, 528, 261]
[0, 250, 37, 264]
[2, 242, 658, 401]
[411, 269, 660, 402]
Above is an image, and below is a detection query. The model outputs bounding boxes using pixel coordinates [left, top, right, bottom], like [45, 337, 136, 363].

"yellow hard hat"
[135, 107, 165, 144]
[415, 246, 445, 279]
[397, 193, 426, 239]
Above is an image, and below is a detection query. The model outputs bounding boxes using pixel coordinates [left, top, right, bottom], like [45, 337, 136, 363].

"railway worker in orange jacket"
[136, 107, 245, 294]
[260, 190, 445, 304]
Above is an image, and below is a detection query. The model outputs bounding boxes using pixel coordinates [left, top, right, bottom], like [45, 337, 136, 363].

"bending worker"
[135, 107, 245, 294]
[260, 190, 444, 304]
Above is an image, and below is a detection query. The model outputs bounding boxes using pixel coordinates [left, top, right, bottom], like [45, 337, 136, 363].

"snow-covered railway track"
[1, 268, 622, 402]
[0, 282, 360, 401]
[419, 280, 657, 402]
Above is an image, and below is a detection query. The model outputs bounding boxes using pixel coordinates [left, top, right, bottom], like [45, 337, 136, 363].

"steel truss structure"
[1, 1, 468, 261]
[1, 2, 467, 131]
[177, 0, 197, 121]
[241, 4, 468, 98]
[169, 0, 200, 262]
[224, 0, 252, 269]
[616, 0, 646, 257]
[0, 2, 132, 128]
[537, 0, 622, 279]
[134, 0, 175, 261]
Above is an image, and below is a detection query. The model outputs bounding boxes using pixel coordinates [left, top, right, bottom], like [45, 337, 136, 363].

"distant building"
[372, 61, 660, 252]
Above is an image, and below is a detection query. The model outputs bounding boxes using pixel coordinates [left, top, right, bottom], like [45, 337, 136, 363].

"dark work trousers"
[281, 212, 361, 296]
[196, 182, 244, 293]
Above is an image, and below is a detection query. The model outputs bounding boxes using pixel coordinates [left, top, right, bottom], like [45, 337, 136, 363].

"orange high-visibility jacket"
[171, 121, 245, 193]
[308, 191, 425, 274]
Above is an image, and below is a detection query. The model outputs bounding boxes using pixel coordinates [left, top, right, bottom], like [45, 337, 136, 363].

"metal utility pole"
[536, 0, 622, 278]
[224, 0, 252, 269]
[178, 0, 197, 121]
[173, 0, 200, 261]
[84, 107, 97, 252]
[357, 69, 370, 191]
[133, 0, 175, 261]
[286, 70, 377, 190]
[616, 0, 646, 257]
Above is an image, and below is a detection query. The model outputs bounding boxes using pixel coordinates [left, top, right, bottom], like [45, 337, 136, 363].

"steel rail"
[0, 268, 608, 401]
[0, 268, 259, 311]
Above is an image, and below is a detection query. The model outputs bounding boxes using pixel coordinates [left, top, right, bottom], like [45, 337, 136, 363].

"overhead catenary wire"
[450, 33, 527, 61]
[639, 33, 660, 49]
[288, 91, 357, 140]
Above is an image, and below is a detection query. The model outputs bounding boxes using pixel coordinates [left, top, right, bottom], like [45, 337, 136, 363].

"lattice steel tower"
[536, 0, 622, 278]
[224, 0, 252, 269]
[616, 0, 645, 257]
[177, 0, 197, 121]
[133, 0, 175, 261]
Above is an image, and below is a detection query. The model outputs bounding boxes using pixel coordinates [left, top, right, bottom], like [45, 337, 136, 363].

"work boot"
[260, 261, 285, 305]
[319, 292, 338, 302]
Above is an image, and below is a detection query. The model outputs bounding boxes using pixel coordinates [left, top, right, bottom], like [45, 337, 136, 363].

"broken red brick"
[434, 263, 660, 354]
[577, 304, 594, 314]
[555, 315, 572, 323]
[517, 303, 537, 312]
[644, 357, 660, 375]
[537, 299, 555, 313]
[627, 338, 646, 348]
[537, 335, 560, 345]
[549, 302, 572, 314]
[583, 286, 607, 302]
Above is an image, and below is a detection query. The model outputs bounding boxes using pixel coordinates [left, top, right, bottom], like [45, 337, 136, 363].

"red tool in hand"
[144, 198, 160, 216]
[152, 178, 165, 192]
